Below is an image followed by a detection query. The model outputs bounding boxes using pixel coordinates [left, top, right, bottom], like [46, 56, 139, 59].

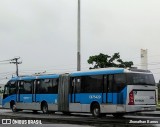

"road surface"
[0, 109, 159, 127]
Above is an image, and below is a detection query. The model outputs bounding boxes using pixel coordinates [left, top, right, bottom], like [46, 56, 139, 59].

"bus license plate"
[142, 107, 150, 110]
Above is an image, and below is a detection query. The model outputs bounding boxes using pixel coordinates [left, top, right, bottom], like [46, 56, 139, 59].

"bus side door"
[70, 77, 81, 103]
[107, 75, 114, 103]
[69, 77, 81, 112]
[19, 80, 32, 103]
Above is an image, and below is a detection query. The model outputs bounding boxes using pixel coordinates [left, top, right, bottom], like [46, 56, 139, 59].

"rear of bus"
[126, 69, 156, 112]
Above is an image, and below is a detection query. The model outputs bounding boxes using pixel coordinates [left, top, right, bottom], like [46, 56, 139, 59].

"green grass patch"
[157, 100, 160, 107]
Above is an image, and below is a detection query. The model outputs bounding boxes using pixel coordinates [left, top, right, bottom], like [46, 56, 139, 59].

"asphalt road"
[0, 109, 160, 127]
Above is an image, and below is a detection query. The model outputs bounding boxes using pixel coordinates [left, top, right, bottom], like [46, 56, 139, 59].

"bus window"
[76, 78, 81, 93]
[53, 79, 58, 94]
[19, 81, 32, 94]
[24, 81, 32, 94]
[35, 80, 41, 94]
[114, 74, 126, 92]
[104, 75, 108, 92]
[19, 81, 24, 94]
[81, 75, 103, 93]
[9, 82, 17, 94]
[72, 77, 81, 93]
[126, 73, 155, 85]
[70, 77, 81, 93]
[37, 79, 53, 94]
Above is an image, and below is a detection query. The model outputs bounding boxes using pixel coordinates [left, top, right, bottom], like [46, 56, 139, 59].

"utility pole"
[10, 57, 22, 77]
[77, 0, 81, 71]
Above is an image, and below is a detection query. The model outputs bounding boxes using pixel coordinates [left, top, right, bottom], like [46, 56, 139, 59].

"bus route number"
[89, 95, 101, 99]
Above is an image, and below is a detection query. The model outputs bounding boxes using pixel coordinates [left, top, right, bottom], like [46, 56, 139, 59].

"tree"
[87, 53, 133, 69]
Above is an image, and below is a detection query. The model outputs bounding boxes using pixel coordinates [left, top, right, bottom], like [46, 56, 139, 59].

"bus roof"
[10, 74, 59, 81]
[10, 76, 36, 81]
[70, 68, 124, 77]
[8, 68, 152, 82]
[36, 74, 59, 79]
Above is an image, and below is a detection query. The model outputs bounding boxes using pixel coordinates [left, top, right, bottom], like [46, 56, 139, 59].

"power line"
[0, 62, 11, 65]
[0, 58, 13, 63]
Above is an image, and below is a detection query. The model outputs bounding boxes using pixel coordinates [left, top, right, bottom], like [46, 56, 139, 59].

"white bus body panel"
[126, 85, 156, 112]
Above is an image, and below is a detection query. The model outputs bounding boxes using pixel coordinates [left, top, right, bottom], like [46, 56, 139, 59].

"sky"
[0, 0, 160, 84]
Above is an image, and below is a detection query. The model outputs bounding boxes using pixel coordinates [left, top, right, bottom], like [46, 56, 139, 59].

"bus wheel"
[91, 103, 101, 117]
[112, 113, 125, 118]
[11, 104, 17, 112]
[41, 103, 48, 114]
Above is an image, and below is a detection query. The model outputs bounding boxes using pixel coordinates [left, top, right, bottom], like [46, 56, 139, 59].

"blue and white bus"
[2, 68, 156, 117]
[2, 74, 59, 113]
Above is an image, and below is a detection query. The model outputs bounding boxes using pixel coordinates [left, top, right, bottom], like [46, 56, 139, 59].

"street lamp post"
[77, 0, 81, 71]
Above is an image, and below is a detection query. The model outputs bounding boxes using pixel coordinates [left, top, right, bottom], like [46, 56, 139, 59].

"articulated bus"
[2, 68, 156, 117]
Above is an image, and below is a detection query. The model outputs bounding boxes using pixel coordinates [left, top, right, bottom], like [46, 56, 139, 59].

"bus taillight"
[128, 90, 134, 105]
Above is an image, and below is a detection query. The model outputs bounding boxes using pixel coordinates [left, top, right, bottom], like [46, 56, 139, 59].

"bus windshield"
[4, 81, 17, 95]
[126, 73, 155, 85]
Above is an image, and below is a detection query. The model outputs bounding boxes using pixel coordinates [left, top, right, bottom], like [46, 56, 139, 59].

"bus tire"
[11, 104, 17, 112]
[41, 102, 48, 114]
[91, 103, 101, 117]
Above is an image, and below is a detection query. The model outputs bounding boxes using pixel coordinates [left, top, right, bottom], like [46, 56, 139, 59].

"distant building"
[141, 49, 148, 70]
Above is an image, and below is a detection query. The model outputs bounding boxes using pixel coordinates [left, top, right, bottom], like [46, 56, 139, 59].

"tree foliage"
[87, 53, 133, 69]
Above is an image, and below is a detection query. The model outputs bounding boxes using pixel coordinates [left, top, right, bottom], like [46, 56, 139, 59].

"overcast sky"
[0, 0, 160, 84]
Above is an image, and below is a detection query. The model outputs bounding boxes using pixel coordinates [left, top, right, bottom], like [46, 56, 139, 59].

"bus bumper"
[100, 104, 126, 113]
[100, 104, 156, 113]
[125, 105, 156, 112]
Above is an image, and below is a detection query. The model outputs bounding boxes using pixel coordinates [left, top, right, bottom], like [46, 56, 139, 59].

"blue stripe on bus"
[71, 86, 127, 104]
[72, 93, 119, 104]
[35, 94, 58, 104]
[2, 94, 16, 106]
[70, 69, 124, 77]
[18, 94, 58, 104]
